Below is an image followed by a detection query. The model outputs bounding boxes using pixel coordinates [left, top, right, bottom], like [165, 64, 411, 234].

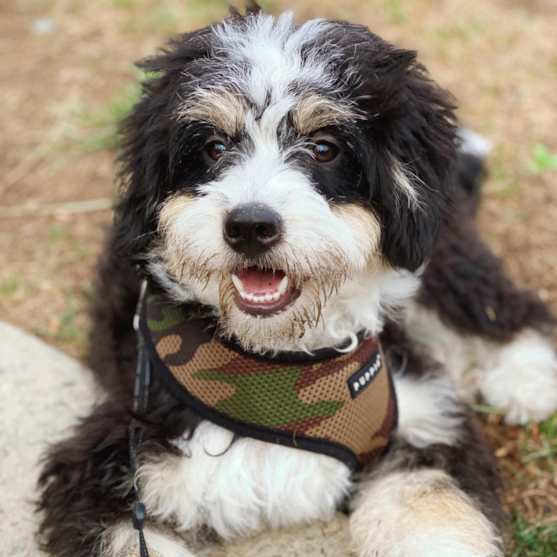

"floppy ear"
[374, 57, 458, 271]
[340, 29, 458, 272]
[113, 29, 213, 261]
[246, 1, 263, 14]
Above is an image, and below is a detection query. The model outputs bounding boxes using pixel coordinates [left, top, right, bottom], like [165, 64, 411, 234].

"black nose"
[224, 203, 283, 257]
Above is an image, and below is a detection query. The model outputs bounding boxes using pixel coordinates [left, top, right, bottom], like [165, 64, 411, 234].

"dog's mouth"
[231, 267, 300, 316]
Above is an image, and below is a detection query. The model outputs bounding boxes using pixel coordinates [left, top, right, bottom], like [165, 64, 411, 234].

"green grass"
[527, 144, 557, 175]
[48, 224, 89, 259]
[111, 0, 134, 7]
[496, 180, 521, 197]
[511, 515, 557, 557]
[431, 17, 487, 43]
[0, 273, 21, 298]
[384, 0, 406, 24]
[36, 292, 84, 342]
[149, 2, 181, 32]
[66, 67, 152, 152]
[520, 415, 557, 473]
[74, 81, 141, 151]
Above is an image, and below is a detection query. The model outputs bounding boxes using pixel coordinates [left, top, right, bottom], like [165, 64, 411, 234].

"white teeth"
[235, 274, 290, 305]
[278, 276, 289, 295]
[231, 274, 244, 293]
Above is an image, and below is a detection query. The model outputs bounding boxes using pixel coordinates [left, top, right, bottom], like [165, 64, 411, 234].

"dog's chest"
[139, 421, 352, 539]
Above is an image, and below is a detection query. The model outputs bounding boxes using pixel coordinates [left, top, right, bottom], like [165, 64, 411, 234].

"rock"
[0, 321, 97, 557]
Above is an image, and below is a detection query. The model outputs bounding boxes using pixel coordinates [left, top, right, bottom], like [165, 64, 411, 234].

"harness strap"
[129, 280, 151, 557]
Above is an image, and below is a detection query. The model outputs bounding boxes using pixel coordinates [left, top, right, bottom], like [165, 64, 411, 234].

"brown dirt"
[1, 0, 556, 553]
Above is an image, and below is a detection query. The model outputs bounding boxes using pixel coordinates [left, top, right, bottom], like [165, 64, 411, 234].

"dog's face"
[116, 11, 457, 351]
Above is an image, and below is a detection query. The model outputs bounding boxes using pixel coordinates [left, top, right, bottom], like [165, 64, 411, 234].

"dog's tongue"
[238, 267, 285, 294]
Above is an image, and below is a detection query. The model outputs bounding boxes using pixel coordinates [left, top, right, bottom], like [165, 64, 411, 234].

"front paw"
[480, 331, 557, 425]
[350, 470, 502, 557]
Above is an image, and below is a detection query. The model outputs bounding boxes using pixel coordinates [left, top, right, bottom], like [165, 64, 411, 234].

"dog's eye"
[206, 141, 227, 161]
[312, 141, 338, 163]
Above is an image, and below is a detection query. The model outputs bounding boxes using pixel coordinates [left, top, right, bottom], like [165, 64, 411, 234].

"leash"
[129, 280, 151, 557]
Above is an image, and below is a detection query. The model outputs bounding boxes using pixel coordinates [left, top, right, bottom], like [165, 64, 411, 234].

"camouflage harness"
[138, 286, 398, 470]
[128, 285, 398, 555]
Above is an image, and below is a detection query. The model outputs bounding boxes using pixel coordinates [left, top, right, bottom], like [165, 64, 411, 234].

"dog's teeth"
[272, 292, 281, 301]
[278, 276, 289, 295]
[265, 293, 273, 302]
[231, 274, 244, 293]
[253, 295, 262, 303]
[239, 291, 247, 300]
[246, 292, 254, 301]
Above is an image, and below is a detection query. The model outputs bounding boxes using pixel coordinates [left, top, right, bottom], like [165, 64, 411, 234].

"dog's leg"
[38, 392, 203, 557]
[412, 201, 557, 424]
[350, 444, 502, 557]
[350, 338, 504, 557]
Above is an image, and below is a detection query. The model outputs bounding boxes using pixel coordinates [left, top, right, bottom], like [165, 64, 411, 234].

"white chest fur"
[137, 421, 352, 539]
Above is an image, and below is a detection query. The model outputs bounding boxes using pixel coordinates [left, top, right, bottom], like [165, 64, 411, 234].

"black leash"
[129, 280, 151, 557]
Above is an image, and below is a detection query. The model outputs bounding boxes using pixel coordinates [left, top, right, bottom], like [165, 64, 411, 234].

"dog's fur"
[38, 8, 557, 557]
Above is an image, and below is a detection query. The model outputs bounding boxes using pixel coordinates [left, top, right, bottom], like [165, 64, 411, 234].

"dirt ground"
[1, 0, 556, 554]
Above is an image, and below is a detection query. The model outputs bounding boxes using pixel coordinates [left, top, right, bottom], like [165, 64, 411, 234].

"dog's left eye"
[312, 141, 338, 163]
[206, 141, 228, 161]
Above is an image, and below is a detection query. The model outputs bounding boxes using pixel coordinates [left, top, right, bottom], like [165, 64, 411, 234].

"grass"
[48, 224, 89, 260]
[511, 515, 557, 557]
[35, 292, 84, 342]
[384, 0, 406, 24]
[0, 273, 21, 299]
[72, 81, 141, 151]
[62, 67, 150, 152]
[528, 144, 557, 175]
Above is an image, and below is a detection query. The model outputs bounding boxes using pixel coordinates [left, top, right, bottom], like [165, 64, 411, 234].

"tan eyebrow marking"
[177, 87, 249, 137]
[292, 95, 356, 135]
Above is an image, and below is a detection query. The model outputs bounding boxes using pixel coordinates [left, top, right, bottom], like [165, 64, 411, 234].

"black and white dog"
[39, 7, 557, 557]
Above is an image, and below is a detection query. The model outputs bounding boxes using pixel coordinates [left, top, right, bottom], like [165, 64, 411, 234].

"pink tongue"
[238, 268, 285, 294]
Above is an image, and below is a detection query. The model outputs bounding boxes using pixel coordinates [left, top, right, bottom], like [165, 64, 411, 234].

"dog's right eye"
[206, 141, 227, 161]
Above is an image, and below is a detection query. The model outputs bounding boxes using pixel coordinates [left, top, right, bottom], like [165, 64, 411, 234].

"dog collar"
[139, 288, 397, 470]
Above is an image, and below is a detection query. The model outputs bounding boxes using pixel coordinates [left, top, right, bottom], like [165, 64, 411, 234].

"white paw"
[480, 331, 557, 425]
[350, 470, 502, 557]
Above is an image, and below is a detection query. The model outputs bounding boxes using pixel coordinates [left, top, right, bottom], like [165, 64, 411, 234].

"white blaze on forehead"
[212, 13, 338, 109]
[178, 13, 346, 139]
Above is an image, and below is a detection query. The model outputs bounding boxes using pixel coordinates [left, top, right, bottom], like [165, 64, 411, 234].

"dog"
[38, 6, 557, 557]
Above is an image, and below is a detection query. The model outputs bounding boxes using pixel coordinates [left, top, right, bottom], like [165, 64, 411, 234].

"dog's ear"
[113, 29, 213, 261]
[246, 1, 263, 14]
[371, 55, 458, 272]
[333, 26, 458, 272]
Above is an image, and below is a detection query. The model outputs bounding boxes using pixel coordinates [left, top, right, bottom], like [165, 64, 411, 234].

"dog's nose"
[224, 204, 283, 257]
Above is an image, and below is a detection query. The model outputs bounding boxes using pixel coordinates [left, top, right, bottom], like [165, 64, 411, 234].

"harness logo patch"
[348, 348, 381, 399]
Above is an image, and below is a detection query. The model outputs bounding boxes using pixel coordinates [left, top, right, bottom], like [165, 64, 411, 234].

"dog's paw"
[350, 470, 502, 557]
[480, 331, 557, 425]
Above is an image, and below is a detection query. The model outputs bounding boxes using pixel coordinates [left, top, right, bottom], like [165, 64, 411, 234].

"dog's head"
[115, 9, 457, 352]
